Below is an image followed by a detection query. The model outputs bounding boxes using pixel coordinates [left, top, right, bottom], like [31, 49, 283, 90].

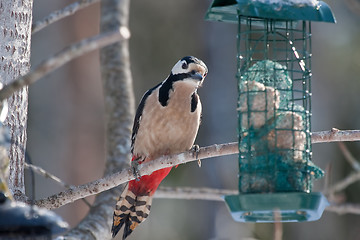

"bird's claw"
[131, 157, 143, 181]
[191, 145, 201, 168]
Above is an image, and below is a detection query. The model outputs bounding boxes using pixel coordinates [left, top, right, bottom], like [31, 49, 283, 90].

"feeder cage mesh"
[236, 17, 323, 194]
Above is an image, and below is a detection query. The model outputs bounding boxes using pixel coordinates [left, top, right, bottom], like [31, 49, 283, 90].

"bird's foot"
[131, 157, 143, 181]
[191, 144, 201, 168]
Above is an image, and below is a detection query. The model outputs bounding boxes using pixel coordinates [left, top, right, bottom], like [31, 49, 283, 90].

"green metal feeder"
[206, 0, 335, 222]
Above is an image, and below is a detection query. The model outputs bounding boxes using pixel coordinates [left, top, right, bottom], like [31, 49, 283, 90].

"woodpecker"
[111, 56, 208, 239]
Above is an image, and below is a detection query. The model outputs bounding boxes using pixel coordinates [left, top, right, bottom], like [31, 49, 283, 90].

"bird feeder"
[206, 0, 335, 222]
[0, 193, 68, 239]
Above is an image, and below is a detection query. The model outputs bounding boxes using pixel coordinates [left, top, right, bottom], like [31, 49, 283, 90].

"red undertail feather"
[111, 156, 172, 239]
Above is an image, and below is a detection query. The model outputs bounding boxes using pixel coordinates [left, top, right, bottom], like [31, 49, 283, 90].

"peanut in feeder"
[206, 0, 335, 222]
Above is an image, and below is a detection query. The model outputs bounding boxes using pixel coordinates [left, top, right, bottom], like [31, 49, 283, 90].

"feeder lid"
[205, 0, 336, 23]
[0, 193, 69, 235]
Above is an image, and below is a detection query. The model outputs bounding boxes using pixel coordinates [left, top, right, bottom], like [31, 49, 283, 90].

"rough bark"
[0, 0, 33, 200]
[63, 0, 134, 239]
[99, 0, 134, 176]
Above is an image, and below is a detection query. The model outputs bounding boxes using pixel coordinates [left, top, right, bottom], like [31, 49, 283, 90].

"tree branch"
[35, 159, 359, 215]
[337, 142, 360, 171]
[325, 169, 360, 196]
[157, 187, 360, 216]
[34, 142, 232, 209]
[324, 142, 360, 197]
[326, 203, 360, 215]
[311, 128, 360, 143]
[273, 210, 283, 240]
[33, 129, 360, 210]
[25, 162, 92, 208]
[62, 0, 134, 238]
[0, 27, 130, 101]
[155, 187, 360, 216]
[25, 163, 70, 189]
[32, 0, 101, 34]
[155, 186, 237, 201]
[156, 187, 360, 216]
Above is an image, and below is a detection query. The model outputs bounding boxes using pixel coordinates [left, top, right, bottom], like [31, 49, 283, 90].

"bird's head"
[170, 56, 208, 87]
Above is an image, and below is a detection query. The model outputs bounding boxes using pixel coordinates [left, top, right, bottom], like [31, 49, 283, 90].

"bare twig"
[33, 129, 360, 210]
[155, 187, 360, 217]
[325, 140, 360, 196]
[155, 186, 237, 201]
[323, 164, 332, 196]
[25, 162, 92, 208]
[25, 162, 69, 188]
[311, 128, 360, 143]
[33, 165, 131, 209]
[160, 186, 360, 217]
[338, 142, 360, 171]
[325, 171, 360, 196]
[32, 0, 101, 34]
[326, 203, 360, 215]
[273, 210, 283, 240]
[0, 27, 130, 101]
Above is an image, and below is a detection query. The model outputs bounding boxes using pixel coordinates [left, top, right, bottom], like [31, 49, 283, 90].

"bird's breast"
[133, 87, 201, 159]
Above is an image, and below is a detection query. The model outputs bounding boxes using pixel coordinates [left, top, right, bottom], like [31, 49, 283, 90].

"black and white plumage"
[130, 55, 208, 158]
[112, 56, 208, 239]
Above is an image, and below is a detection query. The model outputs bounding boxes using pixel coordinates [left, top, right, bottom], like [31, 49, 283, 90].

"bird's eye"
[191, 70, 196, 75]
[182, 62, 188, 69]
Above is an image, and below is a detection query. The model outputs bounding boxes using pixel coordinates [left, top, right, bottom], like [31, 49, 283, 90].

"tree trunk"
[100, 0, 134, 176]
[63, 0, 134, 238]
[0, 0, 33, 200]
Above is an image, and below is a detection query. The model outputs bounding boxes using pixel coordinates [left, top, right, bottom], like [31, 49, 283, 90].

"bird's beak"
[191, 72, 204, 81]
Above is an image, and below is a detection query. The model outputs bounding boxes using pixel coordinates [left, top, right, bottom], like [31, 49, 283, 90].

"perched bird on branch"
[111, 56, 208, 239]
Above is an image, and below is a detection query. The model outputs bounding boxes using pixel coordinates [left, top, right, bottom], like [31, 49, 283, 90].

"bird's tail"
[111, 164, 172, 239]
[112, 183, 152, 239]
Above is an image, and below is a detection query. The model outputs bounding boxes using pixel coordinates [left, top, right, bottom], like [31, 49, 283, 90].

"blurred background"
[28, 0, 360, 239]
